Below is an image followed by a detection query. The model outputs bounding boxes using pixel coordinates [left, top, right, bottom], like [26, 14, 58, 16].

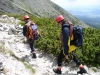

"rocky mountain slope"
[0, 15, 100, 75]
[0, 0, 89, 27]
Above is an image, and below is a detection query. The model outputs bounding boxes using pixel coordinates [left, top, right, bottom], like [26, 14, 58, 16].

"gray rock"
[8, 28, 18, 35]
[0, 24, 2, 27]
[8, 28, 13, 35]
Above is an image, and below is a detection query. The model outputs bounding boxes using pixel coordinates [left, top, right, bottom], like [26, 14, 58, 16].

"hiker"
[53, 15, 87, 74]
[23, 15, 40, 58]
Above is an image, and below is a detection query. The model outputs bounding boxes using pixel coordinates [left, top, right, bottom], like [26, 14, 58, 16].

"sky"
[50, 0, 100, 10]
[50, 0, 100, 28]
[50, 0, 100, 17]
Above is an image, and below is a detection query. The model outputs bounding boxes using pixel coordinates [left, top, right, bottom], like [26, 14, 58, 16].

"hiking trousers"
[29, 42, 35, 53]
[57, 50, 81, 66]
[57, 50, 65, 66]
[28, 36, 39, 53]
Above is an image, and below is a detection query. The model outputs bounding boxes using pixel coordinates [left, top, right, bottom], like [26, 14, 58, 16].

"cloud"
[87, 14, 100, 18]
[74, 13, 100, 18]
[51, 0, 100, 9]
[81, 10, 93, 13]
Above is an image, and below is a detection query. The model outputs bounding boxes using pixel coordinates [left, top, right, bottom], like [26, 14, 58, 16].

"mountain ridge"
[0, 0, 89, 27]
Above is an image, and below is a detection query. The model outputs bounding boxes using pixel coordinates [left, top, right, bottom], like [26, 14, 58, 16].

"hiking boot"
[77, 67, 87, 74]
[32, 53, 37, 58]
[53, 68, 62, 74]
[0, 62, 3, 71]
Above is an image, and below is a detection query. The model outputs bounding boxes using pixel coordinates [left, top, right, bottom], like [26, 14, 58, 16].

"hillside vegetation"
[35, 18, 100, 67]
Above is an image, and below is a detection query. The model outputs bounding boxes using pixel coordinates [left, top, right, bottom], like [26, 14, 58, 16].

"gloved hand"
[65, 55, 71, 63]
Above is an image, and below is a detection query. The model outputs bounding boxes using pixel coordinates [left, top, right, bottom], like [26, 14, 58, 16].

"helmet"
[56, 15, 64, 23]
[24, 15, 29, 20]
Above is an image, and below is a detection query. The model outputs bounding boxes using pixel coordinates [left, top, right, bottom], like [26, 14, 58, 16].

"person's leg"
[72, 52, 87, 74]
[57, 50, 65, 67]
[53, 50, 65, 74]
[29, 42, 36, 58]
[29, 42, 34, 53]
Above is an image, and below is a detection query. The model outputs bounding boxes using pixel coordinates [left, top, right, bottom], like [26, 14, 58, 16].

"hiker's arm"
[60, 32, 63, 41]
[23, 25, 27, 36]
[62, 28, 70, 55]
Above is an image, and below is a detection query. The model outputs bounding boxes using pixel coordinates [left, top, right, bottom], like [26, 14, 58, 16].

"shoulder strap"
[25, 24, 30, 38]
[25, 21, 32, 38]
[67, 21, 74, 39]
[26, 21, 35, 26]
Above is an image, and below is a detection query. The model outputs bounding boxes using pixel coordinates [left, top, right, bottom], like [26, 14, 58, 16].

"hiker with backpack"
[53, 15, 87, 74]
[23, 15, 40, 58]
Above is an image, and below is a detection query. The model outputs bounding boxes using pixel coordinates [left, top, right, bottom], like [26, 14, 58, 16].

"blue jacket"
[62, 23, 70, 55]
[23, 25, 27, 36]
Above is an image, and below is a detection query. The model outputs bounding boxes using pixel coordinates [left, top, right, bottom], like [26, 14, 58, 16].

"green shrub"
[35, 19, 100, 66]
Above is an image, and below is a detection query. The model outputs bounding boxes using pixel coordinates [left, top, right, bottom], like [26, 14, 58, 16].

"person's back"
[23, 15, 39, 58]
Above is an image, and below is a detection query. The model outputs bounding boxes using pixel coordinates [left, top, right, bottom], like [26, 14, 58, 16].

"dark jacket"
[23, 25, 27, 36]
[62, 23, 70, 55]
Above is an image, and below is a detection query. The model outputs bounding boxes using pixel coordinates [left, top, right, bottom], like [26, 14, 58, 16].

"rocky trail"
[0, 15, 100, 75]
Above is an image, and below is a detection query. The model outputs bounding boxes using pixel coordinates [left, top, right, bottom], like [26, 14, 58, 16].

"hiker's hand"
[65, 55, 69, 60]
[65, 55, 71, 63]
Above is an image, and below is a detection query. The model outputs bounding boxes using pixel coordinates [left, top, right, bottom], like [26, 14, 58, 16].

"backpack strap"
[62, 21, 74, 39]
[26, 24, 30, 38]
[67, 21, 74, 39]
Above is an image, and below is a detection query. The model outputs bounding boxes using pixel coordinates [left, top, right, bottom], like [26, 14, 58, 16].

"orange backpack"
[26, 21, 37, 40]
